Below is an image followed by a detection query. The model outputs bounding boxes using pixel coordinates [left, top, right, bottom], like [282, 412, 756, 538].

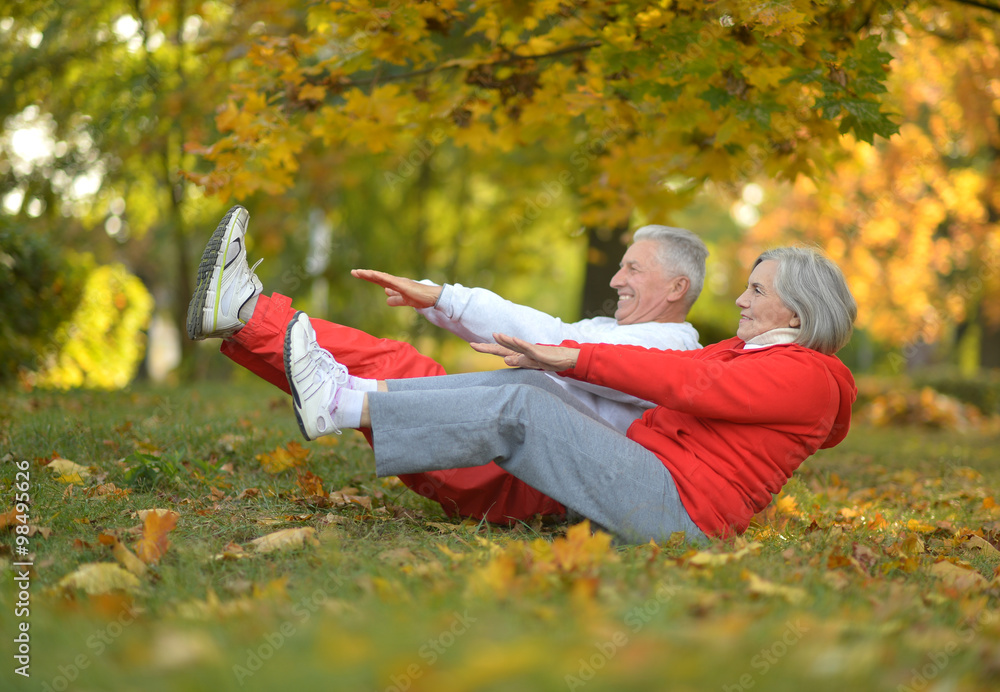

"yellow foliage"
[32, 257, 153, 390]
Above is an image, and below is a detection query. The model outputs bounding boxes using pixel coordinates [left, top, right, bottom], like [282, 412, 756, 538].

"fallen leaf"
[867, 513, 889, 530]
[744, 571, 807, 604]
[211, 542, 250, 561]
[86, 483, 130, 499]
[0, 506, 26, 531]
[47, 458, 92, 484]
[112, 541, 148, 578]
[58, 562, 141, 594]
[134, 509, 179, 565]
[895, 532, 926, 557]
[688, 542, 763, 567]
[256, 442, 309, 474]
[929, 560, 990, 591]
[328, 489, 372, 509]
[135, 508, 176, 521]
[379, 547, 417, 565]
[249, 527, 318, 554]
[964, 535, 1000, 559]
[852, 543, 881, 575]
[296, 470, 325, 497]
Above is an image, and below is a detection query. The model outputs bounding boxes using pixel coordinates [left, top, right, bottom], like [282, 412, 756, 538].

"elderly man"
[187, 205, 708, 522]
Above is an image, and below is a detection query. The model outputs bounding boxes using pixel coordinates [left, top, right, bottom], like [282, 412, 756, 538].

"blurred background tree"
[1, 0, 998, 391]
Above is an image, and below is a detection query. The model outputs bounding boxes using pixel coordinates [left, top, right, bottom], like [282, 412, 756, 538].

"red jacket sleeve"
[565, 342, 834, 425]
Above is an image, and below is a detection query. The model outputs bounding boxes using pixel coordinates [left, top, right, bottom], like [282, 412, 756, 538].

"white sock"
[348, 376, 377, 392]
[330, 387, 366, 430]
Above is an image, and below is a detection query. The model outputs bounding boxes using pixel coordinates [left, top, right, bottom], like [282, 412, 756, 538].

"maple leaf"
[296, 469, 325, 497]
[133, 509, 179, 565]
[256, 441, 310, 474]
[0, 506, 26, 531]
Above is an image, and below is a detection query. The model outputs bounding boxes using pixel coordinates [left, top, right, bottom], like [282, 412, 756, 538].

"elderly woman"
[285, 247, 857, 542]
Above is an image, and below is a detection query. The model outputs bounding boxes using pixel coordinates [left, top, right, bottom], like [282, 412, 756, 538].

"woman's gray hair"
[755, 247, 857, 355]
[632, 225, 709, 308]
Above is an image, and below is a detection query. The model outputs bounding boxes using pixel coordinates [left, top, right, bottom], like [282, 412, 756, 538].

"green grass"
[1, 379, 999, 692]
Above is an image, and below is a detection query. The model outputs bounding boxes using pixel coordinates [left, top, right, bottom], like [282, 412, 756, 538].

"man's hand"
[351, 269, 443, 309]
[471, 333, 580, 372]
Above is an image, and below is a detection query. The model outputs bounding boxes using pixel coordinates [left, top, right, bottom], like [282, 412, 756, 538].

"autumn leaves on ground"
[2, 380, 999, 692]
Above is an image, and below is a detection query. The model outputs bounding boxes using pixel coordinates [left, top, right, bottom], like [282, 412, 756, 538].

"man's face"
[610, 240, 677, 325]
[735, 260, 800, 341]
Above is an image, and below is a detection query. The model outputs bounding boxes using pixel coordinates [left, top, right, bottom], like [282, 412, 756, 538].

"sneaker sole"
[283, 311, 313, 441]
[186, 205, 248, 340]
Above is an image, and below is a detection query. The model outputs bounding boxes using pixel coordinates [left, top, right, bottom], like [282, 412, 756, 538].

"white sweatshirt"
[417, 283, 702, 433]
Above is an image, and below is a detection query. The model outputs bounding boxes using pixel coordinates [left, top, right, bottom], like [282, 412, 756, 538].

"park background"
[2, 2, 1000, 691]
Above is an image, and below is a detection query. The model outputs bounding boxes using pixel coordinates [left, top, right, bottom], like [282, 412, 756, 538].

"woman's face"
[735, 260, 800, 342]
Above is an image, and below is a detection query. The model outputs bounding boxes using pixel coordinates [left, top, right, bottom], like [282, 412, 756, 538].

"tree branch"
[947, 0, 1000, 15]
[328, 40, 601, 90]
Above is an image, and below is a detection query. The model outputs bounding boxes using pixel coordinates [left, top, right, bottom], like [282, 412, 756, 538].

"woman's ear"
[790, 314, 802, 328]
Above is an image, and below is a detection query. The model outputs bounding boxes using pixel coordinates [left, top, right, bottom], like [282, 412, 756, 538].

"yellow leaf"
[249, 527, 319, 554]
[136, 508, 176, 522]
[297, 83, 326, 101]
[688, 541, 763, 567]
[111, 539, 148, 578]
[47, 458, 92, 484]
[744, 571, 807, 604]
[256, 442, 310, 474]
[211, 542, 250, 561]
[58, 563, 141, 594]
[134, 509, 179, 565]
[435, 543, 466, 561]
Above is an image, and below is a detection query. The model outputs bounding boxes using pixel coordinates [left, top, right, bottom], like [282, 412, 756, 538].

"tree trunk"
[579, 223, 628, 320]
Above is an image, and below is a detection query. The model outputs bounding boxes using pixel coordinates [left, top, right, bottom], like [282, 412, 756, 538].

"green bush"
[914, 369, 1000, 415]
[0, 223, 87, 385]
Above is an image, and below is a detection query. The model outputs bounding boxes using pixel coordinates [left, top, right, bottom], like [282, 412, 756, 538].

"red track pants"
[220, 293, 566, 523]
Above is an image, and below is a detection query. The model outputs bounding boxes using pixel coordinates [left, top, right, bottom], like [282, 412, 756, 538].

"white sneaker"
[284, 311, 351, 440]
[186, 205, 263, 340]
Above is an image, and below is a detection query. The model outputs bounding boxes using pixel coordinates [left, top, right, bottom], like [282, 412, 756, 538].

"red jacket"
[563, 337, 856, 537]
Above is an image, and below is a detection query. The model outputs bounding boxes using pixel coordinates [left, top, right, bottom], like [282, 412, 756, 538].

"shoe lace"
[307, 341, 350, 388]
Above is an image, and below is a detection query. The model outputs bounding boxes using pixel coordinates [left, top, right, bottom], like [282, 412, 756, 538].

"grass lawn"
[1, 378, 999, 692]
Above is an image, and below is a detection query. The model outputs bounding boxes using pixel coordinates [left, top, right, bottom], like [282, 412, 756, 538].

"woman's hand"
[471, 333, 580, 372]
[352, 269, 443, 309]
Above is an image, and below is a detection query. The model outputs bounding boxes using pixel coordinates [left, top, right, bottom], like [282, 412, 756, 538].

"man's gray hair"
[755, 246, 857, 355]
[631, 225, 709, 308]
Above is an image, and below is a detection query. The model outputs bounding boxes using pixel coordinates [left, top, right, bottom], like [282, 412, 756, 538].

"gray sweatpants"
[368, 369, 707, 544]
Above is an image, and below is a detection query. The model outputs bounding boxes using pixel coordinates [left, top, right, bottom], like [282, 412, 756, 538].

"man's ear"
[668, 276, 691, 302]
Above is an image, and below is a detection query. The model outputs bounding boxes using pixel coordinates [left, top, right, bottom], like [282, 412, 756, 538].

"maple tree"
[184, 0, 904, 319]
[189, 0, 899, 218]
[748, 3, 1000, 368]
